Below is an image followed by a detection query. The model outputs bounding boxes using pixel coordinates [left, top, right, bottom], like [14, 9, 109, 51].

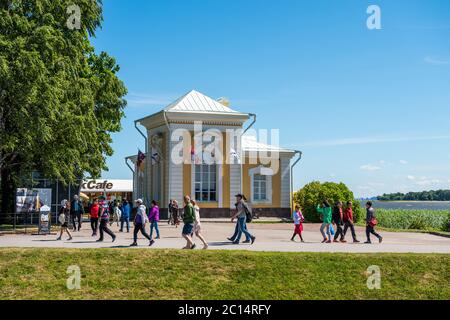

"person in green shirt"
[317, 200, 333, 243]
[182, 195, 196, 249]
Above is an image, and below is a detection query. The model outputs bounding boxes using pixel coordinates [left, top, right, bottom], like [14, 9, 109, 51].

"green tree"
[0, 0, 127, 213]
[293, 181, 362, 223]
[377, 190, 450, 201]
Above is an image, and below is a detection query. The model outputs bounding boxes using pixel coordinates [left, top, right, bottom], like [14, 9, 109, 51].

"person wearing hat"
[227, 194, 251, 243]
[231, 194, 255, 245]
[130, 198, 153, 246]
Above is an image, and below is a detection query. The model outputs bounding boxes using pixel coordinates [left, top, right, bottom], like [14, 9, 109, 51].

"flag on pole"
[230, 148, 241, 164]
[137, 150, 146, 171]
[151, 152, 160, 165]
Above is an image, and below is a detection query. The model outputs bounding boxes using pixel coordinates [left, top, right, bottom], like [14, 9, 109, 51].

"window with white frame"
[253, 174, 268, 201]
[194, 164, 217, 202]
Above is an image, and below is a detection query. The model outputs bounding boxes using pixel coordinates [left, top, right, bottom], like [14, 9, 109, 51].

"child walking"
[291, 205, 305, 242]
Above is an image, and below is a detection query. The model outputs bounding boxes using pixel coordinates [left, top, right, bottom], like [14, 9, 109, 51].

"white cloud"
[298, 134, 450, 147]
[399, 160, 408, 165]
[415, 178, 442, 186]
[329, 173, 336, 178]
[360, 164, 381, 171]
[406, 175, 446, 187]
[424, 56, 450, 65]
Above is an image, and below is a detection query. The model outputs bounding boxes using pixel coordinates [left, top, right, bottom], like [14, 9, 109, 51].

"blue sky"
[92, 0, 450, 197]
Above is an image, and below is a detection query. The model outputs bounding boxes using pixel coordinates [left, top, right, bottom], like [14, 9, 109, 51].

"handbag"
[58, 213, 66, 224]
[369, 218, 378, 227]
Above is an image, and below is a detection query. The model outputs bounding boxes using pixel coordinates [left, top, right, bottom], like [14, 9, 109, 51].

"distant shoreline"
[375, 200, 450, 203]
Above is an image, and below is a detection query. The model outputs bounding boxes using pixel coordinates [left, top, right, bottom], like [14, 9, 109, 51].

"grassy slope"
[0, 248, 449, 300]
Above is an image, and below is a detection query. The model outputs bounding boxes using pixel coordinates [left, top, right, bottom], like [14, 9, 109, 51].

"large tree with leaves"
[0, 0, 127, 213]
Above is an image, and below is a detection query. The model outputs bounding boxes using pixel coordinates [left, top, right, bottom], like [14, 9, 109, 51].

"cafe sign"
[81, 180, 114, 191]
[80, 180, 133, 193]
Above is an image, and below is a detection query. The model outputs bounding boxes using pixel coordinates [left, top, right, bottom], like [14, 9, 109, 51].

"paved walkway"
[0, 221, 449, 253]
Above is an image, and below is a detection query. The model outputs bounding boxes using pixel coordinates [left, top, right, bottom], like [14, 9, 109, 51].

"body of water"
[359, 200, 450, 211]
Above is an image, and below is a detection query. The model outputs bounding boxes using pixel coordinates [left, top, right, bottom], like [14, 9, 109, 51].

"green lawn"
[0, 248, 448, 300]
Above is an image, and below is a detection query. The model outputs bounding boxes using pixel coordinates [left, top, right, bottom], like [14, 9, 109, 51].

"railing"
[0, 212, 63, 233]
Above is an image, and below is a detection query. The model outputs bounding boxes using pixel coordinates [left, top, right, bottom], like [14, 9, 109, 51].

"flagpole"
[135, 121, 148, 204]
[241, 113, 257, 194]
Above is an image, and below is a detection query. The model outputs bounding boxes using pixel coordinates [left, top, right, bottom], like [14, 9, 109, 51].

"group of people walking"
[291, 200, 383, 244]
[131, 196, 208, 249]
[57, 193, 382, 247]
[56, 193, 258, 249]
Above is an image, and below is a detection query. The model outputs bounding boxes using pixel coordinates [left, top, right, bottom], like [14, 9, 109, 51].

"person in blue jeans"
[148, 200, 160, 240]
[230, 194, 255, 245]
[119, 199, 131, 232]
[227, 219, 251, 242]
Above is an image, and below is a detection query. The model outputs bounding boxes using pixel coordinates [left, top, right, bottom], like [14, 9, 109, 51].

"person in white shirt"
[191, 199, 208, 249]
[291, 205, 305, 242]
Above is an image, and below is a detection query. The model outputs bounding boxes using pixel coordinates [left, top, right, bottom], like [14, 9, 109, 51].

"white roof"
[165, 90, 241, 114]
[81, 179, 133, 192]
[242, 135, 295, 154]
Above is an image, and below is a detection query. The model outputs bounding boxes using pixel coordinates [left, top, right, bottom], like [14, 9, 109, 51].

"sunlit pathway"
[1, 221, 449, 253]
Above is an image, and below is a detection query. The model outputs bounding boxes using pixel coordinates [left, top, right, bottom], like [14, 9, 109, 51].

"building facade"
[126, 90, 301, 218]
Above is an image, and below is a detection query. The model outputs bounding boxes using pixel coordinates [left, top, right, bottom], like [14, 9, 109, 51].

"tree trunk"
[0, 166, 16, 214]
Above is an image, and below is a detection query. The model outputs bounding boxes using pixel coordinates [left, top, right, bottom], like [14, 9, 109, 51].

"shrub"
[374, 209, 450, 231]
[293, 181, 362, 223]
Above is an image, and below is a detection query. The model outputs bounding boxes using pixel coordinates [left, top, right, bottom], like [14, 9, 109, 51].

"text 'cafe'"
[80, 179, 133, 204]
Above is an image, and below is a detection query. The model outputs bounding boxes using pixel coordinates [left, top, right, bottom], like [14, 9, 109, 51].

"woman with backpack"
[231, 194, 256, 245]
[130, 198, 153, 247]
[316, 200, 333, 243]
[57, 200, 72, 241]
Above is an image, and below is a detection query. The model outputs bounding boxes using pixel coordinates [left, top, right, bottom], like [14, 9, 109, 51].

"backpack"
[243, 203, 252, 223]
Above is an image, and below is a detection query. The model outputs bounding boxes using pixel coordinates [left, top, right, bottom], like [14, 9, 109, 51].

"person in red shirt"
[89, 198, 100, 237]
[342, 201, 360, 243]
